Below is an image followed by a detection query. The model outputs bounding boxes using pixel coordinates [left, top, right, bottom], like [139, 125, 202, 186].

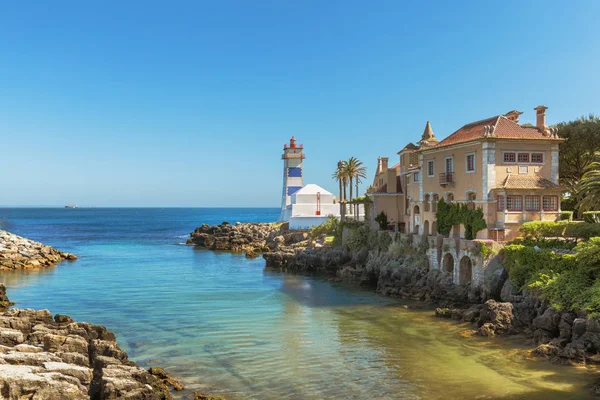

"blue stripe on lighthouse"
[287, 167, 302, 177]
[287, 186, 302, 196]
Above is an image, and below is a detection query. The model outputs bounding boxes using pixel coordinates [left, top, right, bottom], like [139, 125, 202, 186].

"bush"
[519, 221, 600, 241]
[435, 199, 486, 238]
[435, 199, 454, 236]
[374, 211, 389, 230]
[583, 211, 600, 223]
[560, 211, 574, 221]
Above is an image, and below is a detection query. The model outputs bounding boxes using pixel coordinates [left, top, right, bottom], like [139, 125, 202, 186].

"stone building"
[368, 106, 563, 241]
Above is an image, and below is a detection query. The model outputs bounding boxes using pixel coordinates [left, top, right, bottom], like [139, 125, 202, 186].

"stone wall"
[0, 230, 77, 270]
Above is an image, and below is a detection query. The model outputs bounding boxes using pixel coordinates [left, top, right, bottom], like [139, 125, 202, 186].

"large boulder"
[477, 300, 514, 337]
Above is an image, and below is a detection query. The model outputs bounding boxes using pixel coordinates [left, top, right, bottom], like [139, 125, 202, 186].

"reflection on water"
[0, 208, 598, 399]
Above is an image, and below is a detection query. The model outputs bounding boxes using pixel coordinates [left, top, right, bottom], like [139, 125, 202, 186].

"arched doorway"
[443, 253, 454, 277]
[413, 205, 420, 234]
[467, 192, 476, 210]
[459, 256, 473, 284]
[431, 221, 437, 235]
[423, 220, 430, 236]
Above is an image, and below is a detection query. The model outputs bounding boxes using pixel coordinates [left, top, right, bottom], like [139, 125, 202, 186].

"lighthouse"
[278, 136, 305, 222]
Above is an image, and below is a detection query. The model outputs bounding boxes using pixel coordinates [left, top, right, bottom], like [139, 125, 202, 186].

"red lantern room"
[289, 136, 297, 149]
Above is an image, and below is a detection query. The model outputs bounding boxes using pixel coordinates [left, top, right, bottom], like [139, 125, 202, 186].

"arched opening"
[413, 205, 420, 234]
[424, 194, 431, 212]
[432, 194, 439, 212]
[447, 193, 454, 202]
[459, 256, 473, 284]
[423, 220, 430, 236]
[431, 221, 437, 235]
[443, 253, 454, 276]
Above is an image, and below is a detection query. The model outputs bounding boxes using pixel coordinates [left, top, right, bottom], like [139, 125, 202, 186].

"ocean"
[0, 207, 596, 399]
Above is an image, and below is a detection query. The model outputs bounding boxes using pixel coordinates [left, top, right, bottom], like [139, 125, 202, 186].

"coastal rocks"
[0, 230, 77, 271]
[188, 222, 309, 257]
[476, 300, 514, 337]
[0, 284, 175, 399]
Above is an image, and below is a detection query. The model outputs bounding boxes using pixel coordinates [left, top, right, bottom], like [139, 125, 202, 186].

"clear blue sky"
[1, 1, 599, 207]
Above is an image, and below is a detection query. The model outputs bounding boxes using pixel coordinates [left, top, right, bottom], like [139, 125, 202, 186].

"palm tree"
[344, 157, 367, 218]
[576, 160, 600, 213]
[332, 161, 346, 216]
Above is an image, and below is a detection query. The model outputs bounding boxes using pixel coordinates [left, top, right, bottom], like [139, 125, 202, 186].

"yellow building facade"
[368, 106, 563, 241]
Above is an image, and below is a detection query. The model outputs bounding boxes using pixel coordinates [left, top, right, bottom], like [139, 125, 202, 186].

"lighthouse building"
[278, 137, 341, 229]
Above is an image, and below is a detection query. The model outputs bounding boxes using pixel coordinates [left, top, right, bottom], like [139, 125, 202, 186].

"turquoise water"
[0, 208, 598, 399]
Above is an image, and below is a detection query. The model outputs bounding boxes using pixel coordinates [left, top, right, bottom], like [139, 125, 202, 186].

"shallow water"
[0, 208, 597, 399]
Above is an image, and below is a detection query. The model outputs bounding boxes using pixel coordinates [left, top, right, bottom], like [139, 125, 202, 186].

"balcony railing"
[439, 172, 454, 185]
[284, 143, 304, 149]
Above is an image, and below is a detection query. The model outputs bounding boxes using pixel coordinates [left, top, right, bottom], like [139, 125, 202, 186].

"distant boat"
[65, 205, 78, 209]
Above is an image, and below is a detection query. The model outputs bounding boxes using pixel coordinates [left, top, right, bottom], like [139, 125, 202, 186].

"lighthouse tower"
[278, 136, 305, 222]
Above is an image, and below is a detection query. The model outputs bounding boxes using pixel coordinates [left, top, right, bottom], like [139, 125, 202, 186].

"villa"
[368, 106, 564, 241]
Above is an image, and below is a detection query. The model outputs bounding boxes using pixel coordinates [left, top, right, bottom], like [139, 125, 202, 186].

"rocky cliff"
[264, 242, 600, 365]
[0, 230, 77, 270]
[0, 284, 181, 399]
[187, 222, 309, 258]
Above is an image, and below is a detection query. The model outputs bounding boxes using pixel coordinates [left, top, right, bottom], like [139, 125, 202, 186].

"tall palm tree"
[344, 157, 367, 218]
[576, 160, 600, 214]
[332, 161, 346, 216]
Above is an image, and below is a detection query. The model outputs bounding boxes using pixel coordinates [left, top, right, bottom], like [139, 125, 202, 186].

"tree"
[375, 211, 389, 230]
[557, 115, 600, 193]
[332, 161, 346, 216]
[576, 161, 600, 212]
[343, 157, 367, 218]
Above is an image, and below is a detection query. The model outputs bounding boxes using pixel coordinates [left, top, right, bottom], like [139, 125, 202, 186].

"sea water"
[0, 208, 597, 399]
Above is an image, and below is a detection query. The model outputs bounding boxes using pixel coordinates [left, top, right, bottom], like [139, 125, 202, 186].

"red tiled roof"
[496, 174, 562, 190]
[424, 115, 562, 150]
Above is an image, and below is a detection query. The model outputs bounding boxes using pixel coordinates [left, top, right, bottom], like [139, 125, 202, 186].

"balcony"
[284, 143, 304, 149]
[439, 172, 454, 185]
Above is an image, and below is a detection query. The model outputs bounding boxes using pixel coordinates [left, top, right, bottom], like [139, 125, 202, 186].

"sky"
[1, 1, 599, 207]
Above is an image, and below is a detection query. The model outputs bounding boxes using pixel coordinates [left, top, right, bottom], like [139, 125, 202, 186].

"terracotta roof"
[496, 174, 562, 190]
[424, 114, 561, 150]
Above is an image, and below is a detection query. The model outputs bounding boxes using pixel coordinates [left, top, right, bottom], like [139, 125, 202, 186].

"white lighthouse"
[278, 136, 305, 222]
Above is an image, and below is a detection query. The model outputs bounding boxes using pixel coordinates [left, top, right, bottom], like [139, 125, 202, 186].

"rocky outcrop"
[188, 222, 309, 257]
[0, 230, 77, 270]
[0, 284, 178, 399]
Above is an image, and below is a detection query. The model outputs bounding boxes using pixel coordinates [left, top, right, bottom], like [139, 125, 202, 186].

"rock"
[148, 366, 184, 391]
[435, 308, 452, 318]
[0, 288, 174, 399]
[461, 305, 482, 323]
[573, 318, 587, 338]
[476, 300, 514, 336]
[484, 269, 508, 301]
[194, 392, 227, 400]
[500, 279, 520, 302]
[532, 307, 561, 334]
[0, 230, 76, 271]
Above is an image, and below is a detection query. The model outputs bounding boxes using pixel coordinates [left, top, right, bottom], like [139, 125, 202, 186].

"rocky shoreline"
[0, 284, 183, 399]
[187, 222, 600, 368]
[0, 230, 77, 270]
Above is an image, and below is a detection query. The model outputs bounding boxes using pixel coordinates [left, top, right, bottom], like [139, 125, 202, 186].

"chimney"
[534, 105, 548, 131]
[381, 157, 389, 171]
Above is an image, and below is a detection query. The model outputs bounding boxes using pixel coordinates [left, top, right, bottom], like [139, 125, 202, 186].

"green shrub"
[435, 199, 454, 236]
[310, 216, 340, 240]
[435, 200, 486, 238]
[519, 221, 600, 241]
[583, 211, 600, 223]
[374, 211, 389, 230]
[560, 211, 574, 221]
[503, 245, 562, 288]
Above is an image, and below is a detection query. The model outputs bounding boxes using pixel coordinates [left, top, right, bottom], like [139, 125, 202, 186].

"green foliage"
[374, 211, 389, 230]
[435, 199, 454, 235]
[310, 216, 340, 240]
[473, 240, 496, 259]
[519, 221, 600, 241]
[576, 162, 600, 213]
[583, 211, 600, 223]
[560, 211, 574, 221]
[557, 115, 600, 193]
[503, 238, 600, 317]
[434, 199, 487, 239]
[561, 195, 577, 212]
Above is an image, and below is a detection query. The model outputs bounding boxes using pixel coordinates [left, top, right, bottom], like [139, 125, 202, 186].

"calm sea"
[0, 208, 596, 399]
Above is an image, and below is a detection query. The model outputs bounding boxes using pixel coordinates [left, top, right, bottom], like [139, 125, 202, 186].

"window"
[519, 166, 528, 174]
[466, 154, 475, 172]
[432, 194, 439, 212]
[525, 195, 541, 211]
[447, 193, 454, 202]
[445, 157, 454, 173]
[543, 195, 558, 211]
[427, 160, 435, 177]
[414, 172, 420, 182]
[497, 195, 505, 211]
[518, 153, 530, 163]
[503, 152, 516, 163]
[507, 195, 522, 211]
[532, 153, 544, 163]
